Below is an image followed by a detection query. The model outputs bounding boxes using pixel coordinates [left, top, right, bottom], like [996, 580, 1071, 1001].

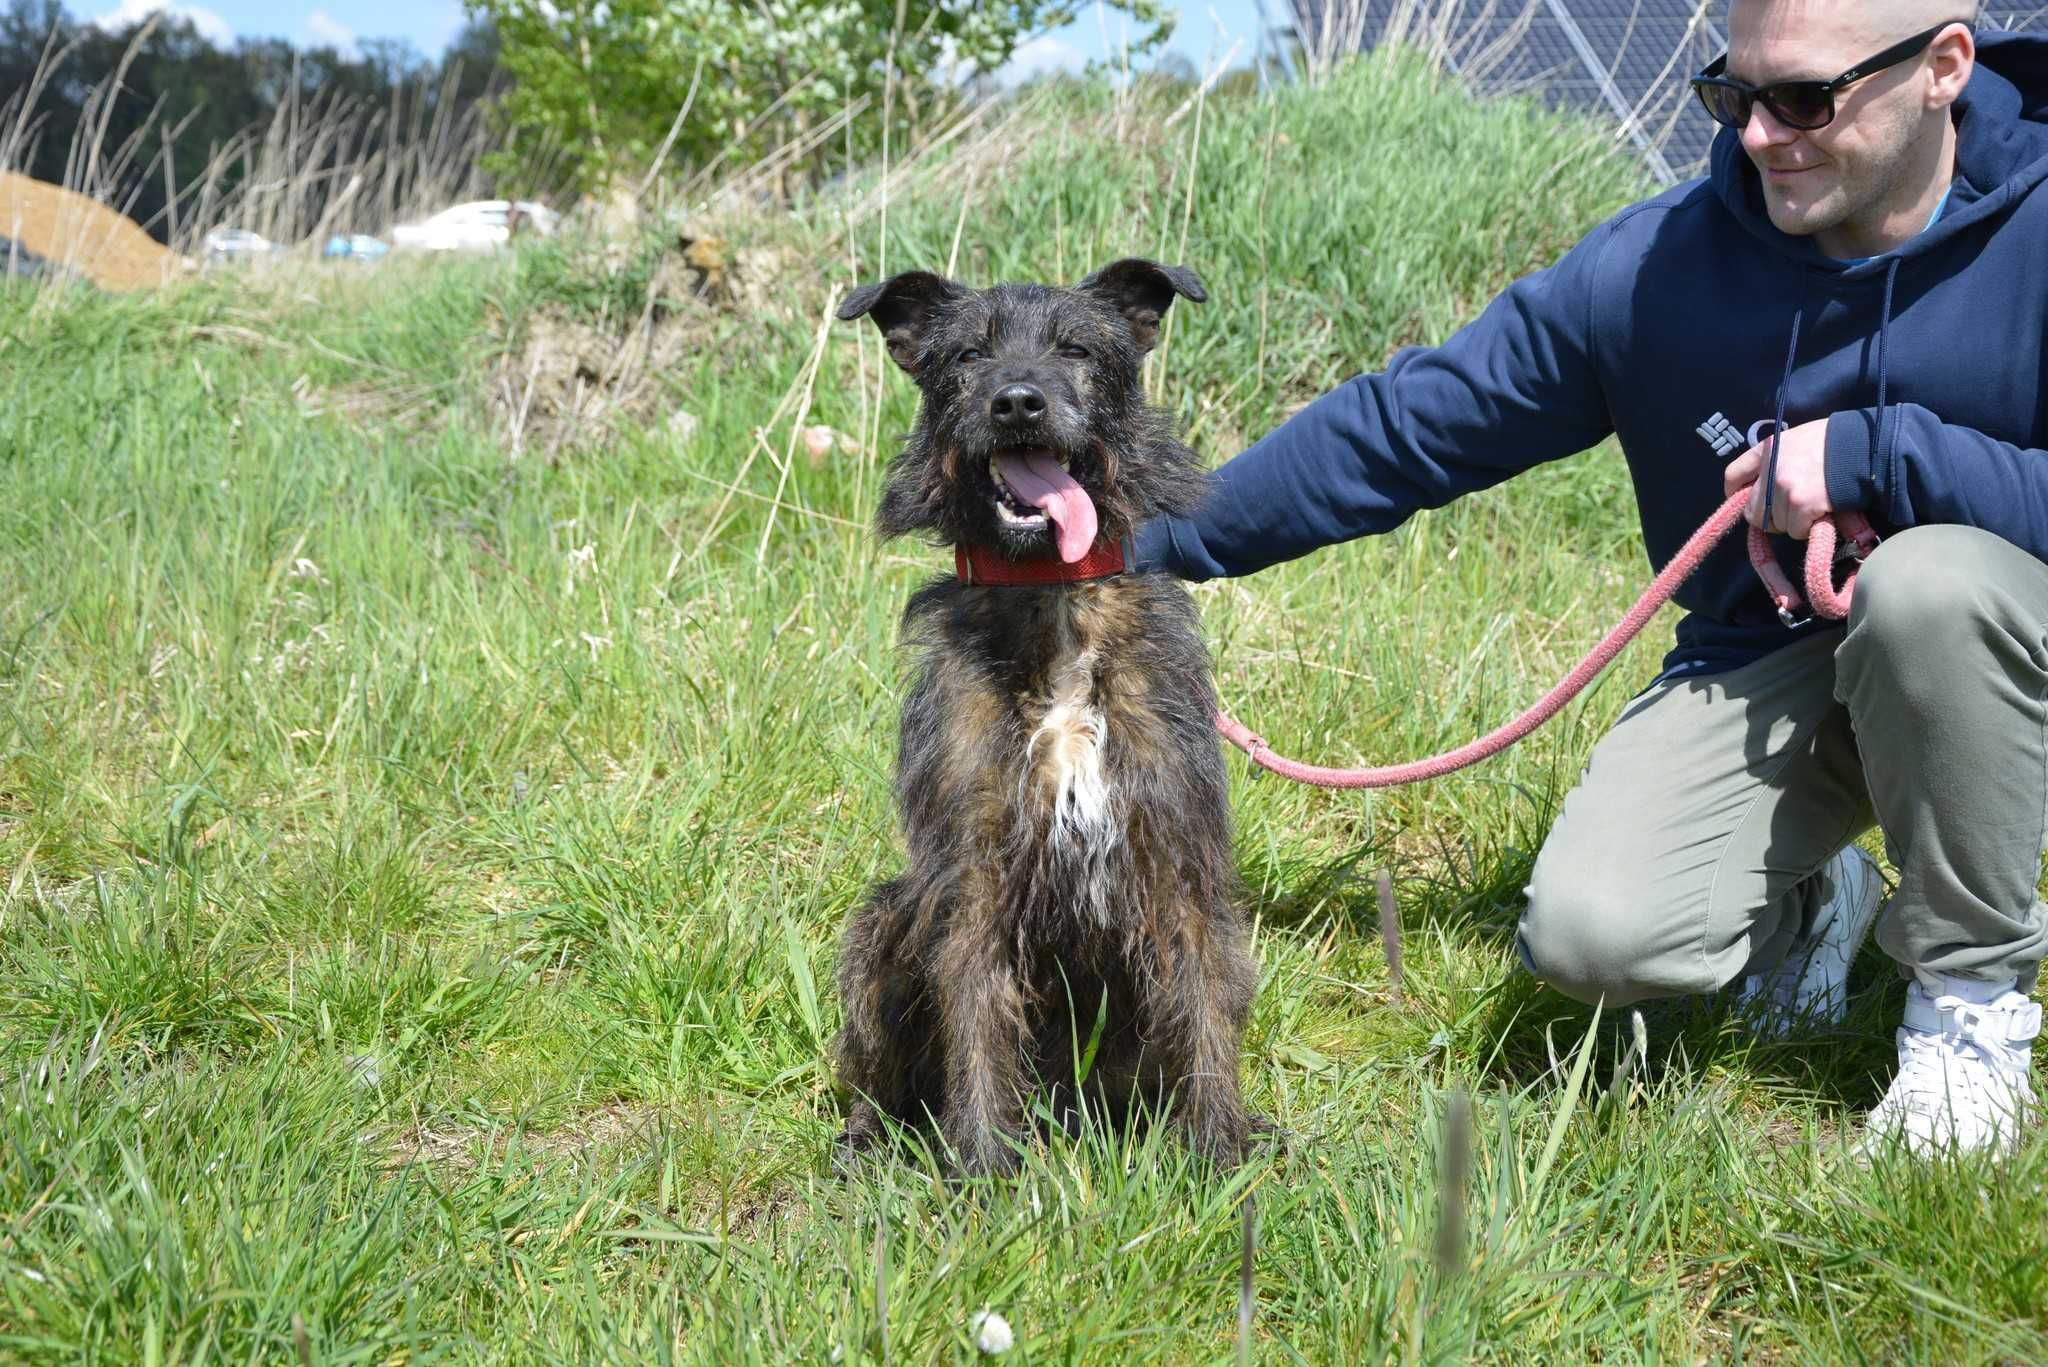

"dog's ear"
[837, 271, 966, 373]
[1075, 258, 1207, 352]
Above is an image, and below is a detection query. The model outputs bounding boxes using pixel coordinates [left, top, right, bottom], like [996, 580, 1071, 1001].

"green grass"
[2, 52, 2046, 1361]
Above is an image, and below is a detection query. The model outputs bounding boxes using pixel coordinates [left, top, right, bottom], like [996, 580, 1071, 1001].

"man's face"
[1725, 2, 1945, 243]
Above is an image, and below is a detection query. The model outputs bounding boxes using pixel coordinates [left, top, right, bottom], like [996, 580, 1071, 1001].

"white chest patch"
[1022, 651, 1120, 917]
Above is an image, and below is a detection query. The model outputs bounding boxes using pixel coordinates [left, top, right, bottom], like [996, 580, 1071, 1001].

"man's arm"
[1826, 404, 2048, 559]
[1134, 224, 1620, 581]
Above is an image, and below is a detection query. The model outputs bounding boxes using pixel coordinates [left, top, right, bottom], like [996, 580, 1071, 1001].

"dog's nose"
[989, 383, 1047, 428]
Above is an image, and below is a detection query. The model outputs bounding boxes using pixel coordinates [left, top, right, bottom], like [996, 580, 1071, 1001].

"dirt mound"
[490, 308, 702, 460]
[482, 228, 813, 460]
[0, 172, 187, 291]
[488, 232, 788, 459]
[660, 231, 799, 318]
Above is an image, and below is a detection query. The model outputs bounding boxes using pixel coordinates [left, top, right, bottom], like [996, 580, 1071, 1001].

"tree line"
[0, 0, 508, 244]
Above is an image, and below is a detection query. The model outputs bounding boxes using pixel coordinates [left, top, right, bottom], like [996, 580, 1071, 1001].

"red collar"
[954, 536, 1133, 586]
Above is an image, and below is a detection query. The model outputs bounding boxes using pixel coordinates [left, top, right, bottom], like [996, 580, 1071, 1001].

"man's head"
[1721, 1, 1975, 257]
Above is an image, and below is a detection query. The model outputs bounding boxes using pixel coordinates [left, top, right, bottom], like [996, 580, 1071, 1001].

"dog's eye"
[1059, 344, 1089, 360]
[957, 348, 984, 364]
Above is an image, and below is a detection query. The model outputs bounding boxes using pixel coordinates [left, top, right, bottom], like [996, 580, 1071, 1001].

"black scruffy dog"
[833, 258, 1260, 1176]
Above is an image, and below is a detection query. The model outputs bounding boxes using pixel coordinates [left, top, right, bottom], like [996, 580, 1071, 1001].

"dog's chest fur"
[1007, 593, 1142, 928]
[901, 577, 1203, 933]
[1026, 637, 1112, 822]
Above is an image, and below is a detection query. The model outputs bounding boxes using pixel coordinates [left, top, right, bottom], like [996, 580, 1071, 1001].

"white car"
[202, 227, 275, 262]
[388, 200, 558, 252]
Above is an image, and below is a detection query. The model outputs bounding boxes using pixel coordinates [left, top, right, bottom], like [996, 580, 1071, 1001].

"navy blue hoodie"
[1135, 31, 2048, 679]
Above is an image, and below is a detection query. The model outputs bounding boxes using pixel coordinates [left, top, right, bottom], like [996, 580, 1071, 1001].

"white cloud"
[305, 8, 358, 55]
[93, 0, 233, 47]
[999, 34, 1090, 85]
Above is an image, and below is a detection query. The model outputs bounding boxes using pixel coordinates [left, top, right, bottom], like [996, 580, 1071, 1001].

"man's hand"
[1723, 418, 1832, 539]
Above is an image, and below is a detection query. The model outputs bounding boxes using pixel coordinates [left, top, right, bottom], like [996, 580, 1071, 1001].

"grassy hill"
[3, 51, 2044, 1361]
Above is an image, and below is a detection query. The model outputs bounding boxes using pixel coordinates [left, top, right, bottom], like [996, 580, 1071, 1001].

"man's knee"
[1519, 857, 1714, 1007]
[1844, 525, 2013, 666]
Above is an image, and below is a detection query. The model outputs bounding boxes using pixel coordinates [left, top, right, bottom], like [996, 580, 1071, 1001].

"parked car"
[388, 200, 558, 253]
[322, 233, 390, 262]
[202, 227, 275, 263]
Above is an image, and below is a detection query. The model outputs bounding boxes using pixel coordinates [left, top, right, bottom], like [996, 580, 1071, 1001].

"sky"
[84, 1, 472, 57]
[74, 2, 1276, 78]
[1012, 2, 1276, 81]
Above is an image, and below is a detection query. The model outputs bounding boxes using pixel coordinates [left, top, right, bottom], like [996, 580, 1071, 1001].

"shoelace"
[1902, 995, 2042, 1077]
[1916, 992, 2041, 1038]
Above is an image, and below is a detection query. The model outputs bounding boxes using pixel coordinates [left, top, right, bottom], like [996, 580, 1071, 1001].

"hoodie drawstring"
[1760, 272, 1807, 536]
[1875, 255, 1900, 444]
[1753, 260, 1894, 626]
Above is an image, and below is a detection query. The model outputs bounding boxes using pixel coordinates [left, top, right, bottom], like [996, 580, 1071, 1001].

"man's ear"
[1926, 22, 1974, 112]
[837, 271, 966, 373]
[1075, 258, 1208, 352]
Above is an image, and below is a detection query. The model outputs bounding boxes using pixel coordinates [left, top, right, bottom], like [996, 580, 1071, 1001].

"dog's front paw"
[950, 1150, 1021, 1182]
[1178, 1099, 1281, 1168]
[1246, 1111, 1293, 1153]
[834, 1102, 888, 1175]
[944, 1125, 1024, 1180]
[1173, 1116, 1248, 1168]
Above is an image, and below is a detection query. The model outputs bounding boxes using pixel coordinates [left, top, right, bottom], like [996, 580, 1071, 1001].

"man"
[1134, 2, 2048, 1155]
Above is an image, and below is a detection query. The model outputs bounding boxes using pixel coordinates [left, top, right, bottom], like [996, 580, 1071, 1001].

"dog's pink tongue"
[996, 452, 1098, 563]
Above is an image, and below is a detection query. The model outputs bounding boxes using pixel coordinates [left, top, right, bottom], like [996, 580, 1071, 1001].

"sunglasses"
[1691, 21, 1968, 132]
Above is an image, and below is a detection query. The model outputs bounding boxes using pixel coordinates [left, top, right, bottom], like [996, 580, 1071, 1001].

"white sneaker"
[1859, 979, 2041, 1158]
[1737, 844, 1886, 1034]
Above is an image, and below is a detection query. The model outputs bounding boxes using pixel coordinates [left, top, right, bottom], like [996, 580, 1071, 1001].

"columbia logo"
[1695, 412, 1744, 457]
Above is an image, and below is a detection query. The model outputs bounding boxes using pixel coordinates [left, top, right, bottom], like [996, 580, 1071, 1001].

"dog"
[832, 258, 1260, 1176]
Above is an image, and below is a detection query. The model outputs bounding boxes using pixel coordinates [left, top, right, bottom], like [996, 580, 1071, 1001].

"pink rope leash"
[1213, 490, 1877, 790]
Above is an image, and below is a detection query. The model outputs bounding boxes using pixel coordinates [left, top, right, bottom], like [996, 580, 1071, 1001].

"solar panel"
[1985, 8, 2048, 32]
[1288, 3, 2048, 184]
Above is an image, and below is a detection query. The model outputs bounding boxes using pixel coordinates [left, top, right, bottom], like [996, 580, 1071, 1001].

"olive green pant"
[1519, 525, 2048, 1005]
